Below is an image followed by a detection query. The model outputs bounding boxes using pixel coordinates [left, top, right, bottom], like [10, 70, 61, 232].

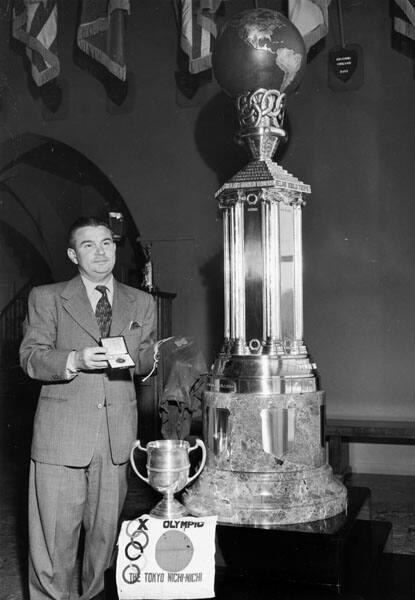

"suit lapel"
[110, 281, 136, 336]
[61, 276, 101, 342]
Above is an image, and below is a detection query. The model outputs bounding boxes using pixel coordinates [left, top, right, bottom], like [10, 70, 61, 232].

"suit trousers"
[28, 408, 128, 600]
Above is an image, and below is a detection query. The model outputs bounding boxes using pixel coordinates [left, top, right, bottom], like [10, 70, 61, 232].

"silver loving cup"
[130, 439, 206, 518]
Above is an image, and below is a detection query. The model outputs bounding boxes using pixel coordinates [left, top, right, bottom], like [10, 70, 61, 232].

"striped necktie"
[95, 285, 112, 338]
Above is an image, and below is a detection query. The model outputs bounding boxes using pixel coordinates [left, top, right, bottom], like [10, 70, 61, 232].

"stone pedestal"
[183, 390, 347, 525]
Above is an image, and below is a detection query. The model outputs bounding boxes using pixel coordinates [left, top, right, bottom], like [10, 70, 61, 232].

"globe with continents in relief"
[212, 8, 306, 98]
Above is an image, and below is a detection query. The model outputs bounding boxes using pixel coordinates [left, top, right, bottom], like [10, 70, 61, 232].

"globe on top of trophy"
[212, 8, 307, 98]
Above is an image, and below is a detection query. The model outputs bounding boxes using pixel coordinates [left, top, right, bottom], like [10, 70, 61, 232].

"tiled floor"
[0, 459, 29, 600]
[345, 472, 415, 555]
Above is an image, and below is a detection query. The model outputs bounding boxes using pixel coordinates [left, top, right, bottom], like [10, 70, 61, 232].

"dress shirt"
[81, 274, 114, 312]
[65, 275, 114, 377]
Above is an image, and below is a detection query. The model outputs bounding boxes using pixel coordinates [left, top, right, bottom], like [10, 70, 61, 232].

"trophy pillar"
[293, 202, 304, 347]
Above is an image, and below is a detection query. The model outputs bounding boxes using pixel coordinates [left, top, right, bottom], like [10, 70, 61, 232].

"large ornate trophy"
[183, 9, 347, 525]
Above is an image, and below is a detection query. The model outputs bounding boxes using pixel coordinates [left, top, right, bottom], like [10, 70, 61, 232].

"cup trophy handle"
[129, 440, 149, 484]
[186, 438, 207, 486]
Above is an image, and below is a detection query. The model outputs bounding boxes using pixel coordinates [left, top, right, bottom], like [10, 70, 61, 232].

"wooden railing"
[326, 418, 415, 476]
[0, 280, 33, 354]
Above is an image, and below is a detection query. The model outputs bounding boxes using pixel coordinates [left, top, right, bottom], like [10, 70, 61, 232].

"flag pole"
[336, 0, 346, 48]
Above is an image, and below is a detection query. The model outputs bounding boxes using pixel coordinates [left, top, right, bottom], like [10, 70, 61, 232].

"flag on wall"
[12, 0, 60, 86]
[179, 0, 222, 74]
[288, 0, 330, 52]
[77, 0, 130, 81]
[393, 0, 415, 42]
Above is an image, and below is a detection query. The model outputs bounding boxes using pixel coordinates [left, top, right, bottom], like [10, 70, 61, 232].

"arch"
[0, 219, 52, 286]
[0, 132, 146, 282]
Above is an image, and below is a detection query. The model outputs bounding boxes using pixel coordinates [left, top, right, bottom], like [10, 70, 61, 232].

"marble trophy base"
[184, 463, 346, 526]
[183, 389, 347, 526]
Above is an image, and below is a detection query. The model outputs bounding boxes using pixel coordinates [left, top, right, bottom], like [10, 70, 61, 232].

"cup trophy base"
[149, 496, 189, 519]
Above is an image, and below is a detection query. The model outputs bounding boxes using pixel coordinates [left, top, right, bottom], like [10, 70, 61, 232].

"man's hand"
[74, 347, 109, 371]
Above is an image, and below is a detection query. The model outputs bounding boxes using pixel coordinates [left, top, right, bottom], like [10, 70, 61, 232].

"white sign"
[116, 514, 217, 599]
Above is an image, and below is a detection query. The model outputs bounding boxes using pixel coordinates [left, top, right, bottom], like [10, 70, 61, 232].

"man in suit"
[20, 216, 157, 600]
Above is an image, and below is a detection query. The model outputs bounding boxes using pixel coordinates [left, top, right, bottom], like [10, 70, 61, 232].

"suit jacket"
[19, 275, 156, 466]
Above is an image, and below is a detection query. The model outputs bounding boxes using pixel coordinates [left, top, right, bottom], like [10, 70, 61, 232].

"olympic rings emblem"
[124, 519, 150, 568]
[126, 521, 150, 549]
[122, 564, 141, 584]
[125, 540, 145, 561]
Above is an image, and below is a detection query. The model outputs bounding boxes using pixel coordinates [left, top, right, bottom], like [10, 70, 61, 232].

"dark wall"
[286, 1, 415, 423]
[1, 0, 415, 442]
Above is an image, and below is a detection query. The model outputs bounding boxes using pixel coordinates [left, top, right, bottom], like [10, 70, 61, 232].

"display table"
[216, 486, 375, 591]
[104, 486, 400, 599]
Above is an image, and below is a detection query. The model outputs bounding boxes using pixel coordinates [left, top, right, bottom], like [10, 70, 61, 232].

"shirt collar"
[80, 274, 114, 298]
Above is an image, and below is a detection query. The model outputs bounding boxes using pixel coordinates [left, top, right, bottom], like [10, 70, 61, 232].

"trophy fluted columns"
[293, 201, 304, 352]
[230, 198, 246, 354]
[222, 189, 307, 358]
[223, 209, 230, 342]
[263, 197, 282, 352]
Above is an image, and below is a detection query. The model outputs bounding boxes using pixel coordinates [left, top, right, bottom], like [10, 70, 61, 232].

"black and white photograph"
[0, 1, 414, 600]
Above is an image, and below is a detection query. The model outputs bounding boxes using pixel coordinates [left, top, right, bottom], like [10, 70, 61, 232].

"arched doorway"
[0, 132, 146, 285]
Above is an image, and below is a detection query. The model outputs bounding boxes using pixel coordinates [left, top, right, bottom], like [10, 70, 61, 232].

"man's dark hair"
[67, 217, 112, 249]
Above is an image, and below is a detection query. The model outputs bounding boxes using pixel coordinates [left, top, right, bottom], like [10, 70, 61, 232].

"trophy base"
[150, 496, 189, 519]
[184, 464, 347, 525]
[183, 389, 346, 526]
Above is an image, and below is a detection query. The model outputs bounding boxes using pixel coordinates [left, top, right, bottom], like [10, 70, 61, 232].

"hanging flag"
[12, 0, 60, 87]
[77, 0, 130, 81]
[393, 0, 415, 42]
[179, 0, 222, 74]
[288, 0, 330, 52]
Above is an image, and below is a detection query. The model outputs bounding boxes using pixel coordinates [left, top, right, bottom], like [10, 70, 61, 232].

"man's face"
[67, 225, 116, 282]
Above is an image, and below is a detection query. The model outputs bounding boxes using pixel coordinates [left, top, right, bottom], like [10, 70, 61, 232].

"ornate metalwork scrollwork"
[236, 88, 287, 130]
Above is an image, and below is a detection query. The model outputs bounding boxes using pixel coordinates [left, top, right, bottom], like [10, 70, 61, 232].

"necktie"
[95, 285, 112, 338]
